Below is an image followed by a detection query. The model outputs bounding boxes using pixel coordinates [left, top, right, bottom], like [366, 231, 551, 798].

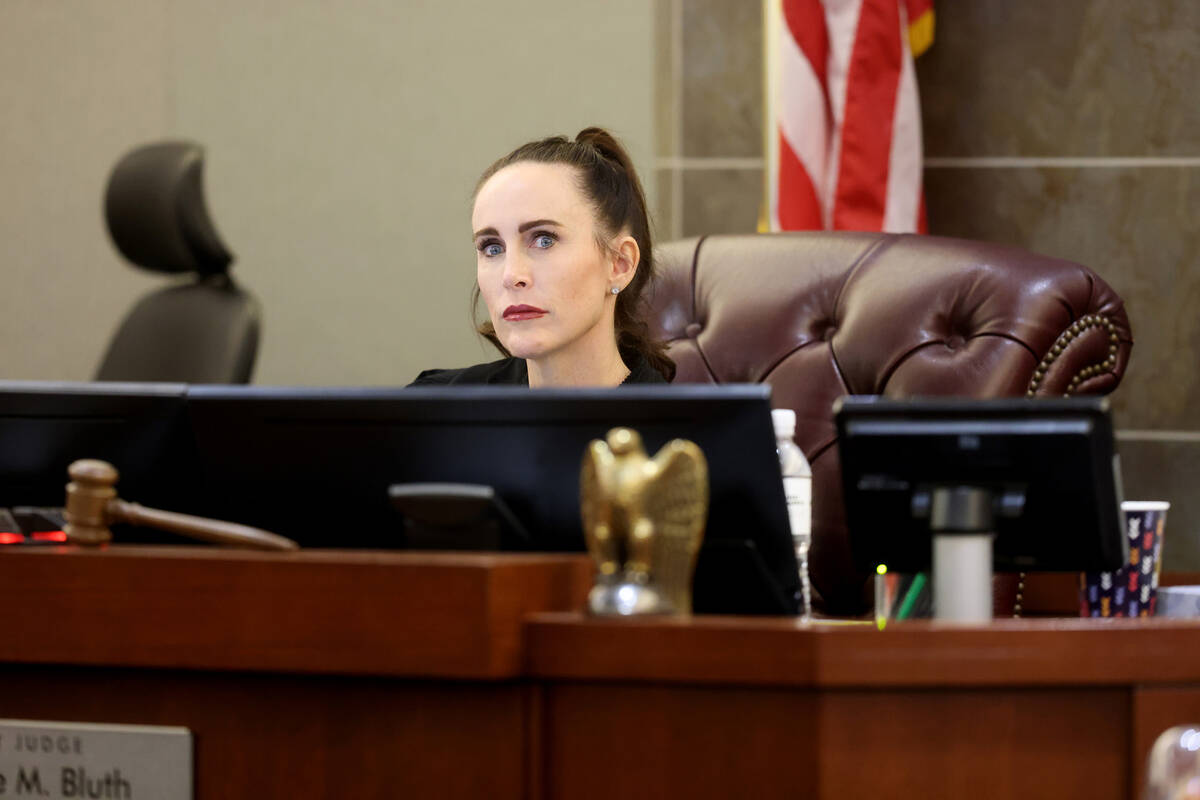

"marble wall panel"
[655, 0, 680, 159]
[681, 0, 763, 158]
[653, 168, 680, 244]
[1118, 438, 1200, 570]
[918, 0, 1200, 157]
[923, 165, 1200, 431]
[681, 168, 762, 238]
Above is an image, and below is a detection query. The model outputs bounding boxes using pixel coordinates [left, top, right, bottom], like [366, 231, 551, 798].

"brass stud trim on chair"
[1025, 314, 1120, 400]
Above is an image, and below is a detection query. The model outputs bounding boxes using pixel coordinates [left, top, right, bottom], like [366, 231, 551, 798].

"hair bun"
[575, 127, 628, 168]
[578, 125, 643, 179]
[575, 126, 613, 146]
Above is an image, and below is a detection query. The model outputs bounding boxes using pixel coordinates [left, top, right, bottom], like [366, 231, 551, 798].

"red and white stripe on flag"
[764, 0, 932, 233]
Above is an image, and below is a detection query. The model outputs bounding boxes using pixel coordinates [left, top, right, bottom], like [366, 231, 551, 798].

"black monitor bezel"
[835, 395, 1126, 575]
[183, 383, 803, 614]
[0, 380, 195, 512]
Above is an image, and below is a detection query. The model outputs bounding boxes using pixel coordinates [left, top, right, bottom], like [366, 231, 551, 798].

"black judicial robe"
[409, 353, 668, 387]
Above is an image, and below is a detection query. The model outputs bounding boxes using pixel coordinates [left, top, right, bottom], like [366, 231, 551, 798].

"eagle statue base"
[580, 427, 709, 616]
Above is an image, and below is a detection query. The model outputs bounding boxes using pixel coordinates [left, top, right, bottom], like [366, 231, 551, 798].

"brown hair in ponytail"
[470, 127, 675, 382]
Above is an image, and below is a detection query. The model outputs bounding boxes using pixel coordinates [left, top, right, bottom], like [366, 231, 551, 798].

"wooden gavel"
[64, 459, 298, 551]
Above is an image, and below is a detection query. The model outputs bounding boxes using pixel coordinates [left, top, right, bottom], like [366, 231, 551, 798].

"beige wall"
[0, 0, 655, 385]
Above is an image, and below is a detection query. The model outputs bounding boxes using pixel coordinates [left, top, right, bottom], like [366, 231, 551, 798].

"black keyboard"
[0, 506, 68, 545]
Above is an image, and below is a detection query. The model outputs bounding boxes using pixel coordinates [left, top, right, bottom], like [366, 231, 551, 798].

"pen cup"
[1080, 501, 1169, 618]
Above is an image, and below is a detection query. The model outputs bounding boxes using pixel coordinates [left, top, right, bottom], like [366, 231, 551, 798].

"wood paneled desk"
[3, 547, 1200, 798]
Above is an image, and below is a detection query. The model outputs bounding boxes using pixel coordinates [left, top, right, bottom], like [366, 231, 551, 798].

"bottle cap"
[771, 408, 796, 438]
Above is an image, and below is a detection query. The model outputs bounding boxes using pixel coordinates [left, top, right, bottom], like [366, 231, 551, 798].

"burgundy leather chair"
[648, 232, 1133, 615]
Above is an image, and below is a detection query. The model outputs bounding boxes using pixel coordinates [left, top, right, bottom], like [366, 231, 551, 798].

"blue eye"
[478, 241, 503, 257]
[532, 233, 555, 249]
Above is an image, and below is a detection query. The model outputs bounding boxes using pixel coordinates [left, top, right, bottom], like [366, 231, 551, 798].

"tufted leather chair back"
[647, 232, 1133, 614]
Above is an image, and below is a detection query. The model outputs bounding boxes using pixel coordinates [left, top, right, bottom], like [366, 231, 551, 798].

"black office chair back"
[96, 142, 260, 384]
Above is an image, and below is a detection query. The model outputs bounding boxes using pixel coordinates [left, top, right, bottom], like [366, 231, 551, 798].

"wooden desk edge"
[524, 611, 1200, 688]
[0, 546, 591, 679]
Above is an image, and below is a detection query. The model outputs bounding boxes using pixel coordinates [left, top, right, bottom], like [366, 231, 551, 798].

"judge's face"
[472, 162, 616, 362]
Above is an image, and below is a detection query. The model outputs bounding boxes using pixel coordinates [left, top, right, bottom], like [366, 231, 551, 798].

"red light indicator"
[0, 532, 25, 545]
[31, 530, 68, 542]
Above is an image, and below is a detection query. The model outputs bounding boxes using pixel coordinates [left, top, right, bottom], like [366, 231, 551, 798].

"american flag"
[764, 0, 933, 233]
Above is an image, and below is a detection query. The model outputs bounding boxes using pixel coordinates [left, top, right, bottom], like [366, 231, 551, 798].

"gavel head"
[64, 459, 119, 545]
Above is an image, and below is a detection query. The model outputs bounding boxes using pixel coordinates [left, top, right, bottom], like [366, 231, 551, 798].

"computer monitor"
[185, 384, 801, 614]
[835, 395, 1126, 575]
[0, 380, 196, 513]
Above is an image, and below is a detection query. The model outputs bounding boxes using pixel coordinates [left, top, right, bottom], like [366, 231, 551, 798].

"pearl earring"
[610, 286, 620, 295]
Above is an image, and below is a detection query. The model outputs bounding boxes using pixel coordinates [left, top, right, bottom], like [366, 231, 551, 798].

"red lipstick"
[503, 304, 548, 321]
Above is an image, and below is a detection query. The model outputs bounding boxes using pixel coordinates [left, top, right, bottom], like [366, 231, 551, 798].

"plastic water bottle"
[772, 408, 813, 619]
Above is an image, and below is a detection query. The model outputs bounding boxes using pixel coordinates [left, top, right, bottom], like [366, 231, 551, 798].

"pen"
[895, 572, 928, 621]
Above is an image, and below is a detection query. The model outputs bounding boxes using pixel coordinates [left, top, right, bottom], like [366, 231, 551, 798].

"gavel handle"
[108, 499, 299, 552]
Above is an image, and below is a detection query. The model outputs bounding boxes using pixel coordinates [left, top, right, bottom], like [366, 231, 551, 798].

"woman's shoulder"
[623, 352, 670, 385]
[408, 357, 528, 386]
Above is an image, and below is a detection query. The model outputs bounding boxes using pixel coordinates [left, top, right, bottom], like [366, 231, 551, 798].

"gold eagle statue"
[580, 427, 708, 615]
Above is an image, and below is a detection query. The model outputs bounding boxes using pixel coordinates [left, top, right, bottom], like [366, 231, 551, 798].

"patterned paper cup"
[1081, 501, 1169, 618]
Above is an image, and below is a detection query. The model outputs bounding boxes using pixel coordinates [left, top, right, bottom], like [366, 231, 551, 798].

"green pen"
[895, 572, 928, 621]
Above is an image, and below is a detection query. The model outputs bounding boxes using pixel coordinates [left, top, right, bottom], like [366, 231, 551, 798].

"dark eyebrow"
[473, 219, 562, 239]
[518, 218, 561, 233]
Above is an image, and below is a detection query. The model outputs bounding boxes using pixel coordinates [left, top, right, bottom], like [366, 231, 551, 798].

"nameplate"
[0, 719, 191, 799]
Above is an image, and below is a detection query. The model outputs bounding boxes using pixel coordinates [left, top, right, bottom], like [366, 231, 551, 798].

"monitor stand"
[919, 486, 1023, 622]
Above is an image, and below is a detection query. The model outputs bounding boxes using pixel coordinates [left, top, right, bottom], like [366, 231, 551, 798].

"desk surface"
[6, 545, 1200, 686]
[4, 546, 1200, 799]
